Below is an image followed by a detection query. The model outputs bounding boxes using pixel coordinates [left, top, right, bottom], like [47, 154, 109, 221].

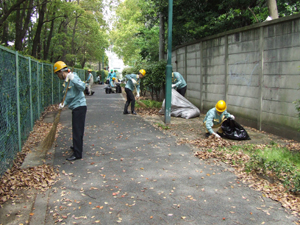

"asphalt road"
[1, 84, 298, 225]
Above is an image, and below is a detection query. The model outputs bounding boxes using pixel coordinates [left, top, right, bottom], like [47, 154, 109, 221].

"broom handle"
[61, 80, 70, 105]
[60, 68, 73, 106]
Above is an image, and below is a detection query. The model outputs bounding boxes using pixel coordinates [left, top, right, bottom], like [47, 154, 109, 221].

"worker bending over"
[172, 72, 187, 97]
[123, 69, 146, 115]
[203, 100, 235, 138]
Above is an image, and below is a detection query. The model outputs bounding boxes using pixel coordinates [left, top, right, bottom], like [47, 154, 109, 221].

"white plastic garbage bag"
[159, 89, 200, 119]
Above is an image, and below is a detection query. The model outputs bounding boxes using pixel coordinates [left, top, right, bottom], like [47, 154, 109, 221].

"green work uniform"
[203, 107, 231, 134]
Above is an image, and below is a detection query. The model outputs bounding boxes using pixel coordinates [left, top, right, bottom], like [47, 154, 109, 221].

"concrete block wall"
[172, 14, 300, 141]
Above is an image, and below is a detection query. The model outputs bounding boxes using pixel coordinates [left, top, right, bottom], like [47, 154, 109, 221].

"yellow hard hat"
[215, 100, 227, 112]
[53, 61, 67, 73]
[112, 77, 116, 81]
[88, 69, 92, 72]
[139, 69, 146, 76]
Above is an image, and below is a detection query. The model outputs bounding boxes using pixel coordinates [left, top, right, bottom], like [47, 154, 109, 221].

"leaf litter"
[136, 106, 300, 220]
[0, 105, 61, 205]
[180, 135, 300, 218]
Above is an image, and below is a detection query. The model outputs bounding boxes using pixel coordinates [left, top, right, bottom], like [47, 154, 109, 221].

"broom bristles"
[137, 100, 147, 108]
[39, 110, 62, 152]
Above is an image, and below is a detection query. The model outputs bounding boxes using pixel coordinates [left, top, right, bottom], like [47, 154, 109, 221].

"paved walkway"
[1, 84, 298, 224]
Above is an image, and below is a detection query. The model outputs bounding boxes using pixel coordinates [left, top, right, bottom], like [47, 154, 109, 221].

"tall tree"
[159, 12, 165, 61]
[267, 0, 279, 19]
[111, 0, 144, 64]
[0, 0, 28, 28]
[15, 0, 34, 51]
[31, 0, 48, 58]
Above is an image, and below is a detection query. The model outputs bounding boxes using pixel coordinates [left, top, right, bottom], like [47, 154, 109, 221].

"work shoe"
[205, 133, 210, 138]
[131, 111, 137, 115]
[66, 155, 81, 161]
[123, 103, 129, 114]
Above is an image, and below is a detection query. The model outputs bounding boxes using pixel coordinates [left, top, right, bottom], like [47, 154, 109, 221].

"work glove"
[136, 75, 139, 79]
[172, 84, 176, 88]
[131, 78, 137, 84]
[59, 103, 64, 110]
[212, 132, 221, 138]
[230, 115, 235, 120]
[136, 92, 140, 98]
[65, 72, 74, 81]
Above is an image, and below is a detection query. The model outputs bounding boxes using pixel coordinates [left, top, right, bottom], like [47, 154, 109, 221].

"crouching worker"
[53, 61, 87, 161]
[203, 100, 235, 138]
[123, 69, 146, 115]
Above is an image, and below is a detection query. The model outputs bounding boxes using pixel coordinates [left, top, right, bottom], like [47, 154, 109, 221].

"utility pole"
[164, 0, 173, 124]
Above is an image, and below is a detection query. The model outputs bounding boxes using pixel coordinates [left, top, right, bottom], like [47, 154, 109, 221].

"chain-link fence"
[0, 45, 96, 176]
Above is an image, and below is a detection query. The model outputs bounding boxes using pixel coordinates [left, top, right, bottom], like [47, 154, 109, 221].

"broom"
[134, 89, 147, 108]
[133, 83, 147, 108]
[39, 76, 71, 153]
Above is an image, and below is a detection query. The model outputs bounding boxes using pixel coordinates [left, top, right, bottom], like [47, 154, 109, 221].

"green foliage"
[214, 143, 300, 193]
[111, 0, 160, 64]
[155, 123, 170, 130]
[121, 60, 167, 100]
[245, 146, 300, 193]
[142, 60, 167, 100]
[110, 0, 144, 65]
[113, 0, 300, 55]
[139, 99, 162, 108]
[1, 0, 109, 67]
[136, 26, 160, 62]
[122, 67, 135, 76]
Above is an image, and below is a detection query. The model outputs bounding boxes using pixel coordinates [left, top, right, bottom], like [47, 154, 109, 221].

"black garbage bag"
[221, 118, 251, 140]
[84, 87, 89, 95]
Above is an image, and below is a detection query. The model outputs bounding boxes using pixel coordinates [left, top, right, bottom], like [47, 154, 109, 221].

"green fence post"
[15, 51, 21, 151]
[52, 64, 54, 105]
[164, 0, 173, 124]
[37, 61, 40, 117]
[42, 63, 44, 108]
[29, 57, 33, 129]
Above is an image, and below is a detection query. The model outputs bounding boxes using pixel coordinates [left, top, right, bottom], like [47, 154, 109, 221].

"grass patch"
[213, 143, 300, 192]
[256, 147, 300, 167]
[239, 144, 300, 193]
[155, 123, 170, 130]
[135, 99, 162, 108]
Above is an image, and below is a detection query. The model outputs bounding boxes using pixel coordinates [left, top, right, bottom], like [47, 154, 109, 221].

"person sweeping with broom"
[123, 69, 146, 115]
[53, 61, 87, 161]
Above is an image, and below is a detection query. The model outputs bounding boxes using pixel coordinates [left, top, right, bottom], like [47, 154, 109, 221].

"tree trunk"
[159, 12, 165, 61]
[32, 0, 47, 58]
[155, 89, 159, 101]
[1, 21, 9, 46]
[1, 1, 9, 46]
[0, 0, 28, 28]
[267, 0, 279, 19]
[81, 57, 86, 69]
[71, 0, 79, 60]
[15, 0, 34, 51]
[43, 16, 55, 60]
[151, 87, 154, 100]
